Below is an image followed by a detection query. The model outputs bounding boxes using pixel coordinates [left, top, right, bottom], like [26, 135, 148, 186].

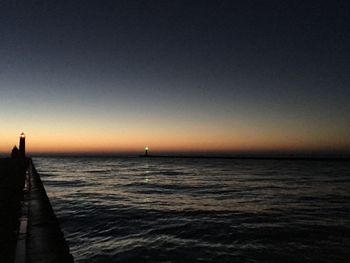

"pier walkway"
[0, 158, 73, 263]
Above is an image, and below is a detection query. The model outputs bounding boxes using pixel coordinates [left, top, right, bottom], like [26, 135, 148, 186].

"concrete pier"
[0, 158, 73, 263]
[25, 159, 73, 263]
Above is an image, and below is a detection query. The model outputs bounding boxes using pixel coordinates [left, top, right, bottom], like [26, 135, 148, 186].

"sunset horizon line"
[2, 149, 349, 158]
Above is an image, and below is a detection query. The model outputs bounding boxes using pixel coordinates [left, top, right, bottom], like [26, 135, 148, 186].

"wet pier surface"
[0, 158, 73, 263]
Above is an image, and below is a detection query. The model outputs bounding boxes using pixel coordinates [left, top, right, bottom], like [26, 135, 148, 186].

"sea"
[33, 157, 350, 263]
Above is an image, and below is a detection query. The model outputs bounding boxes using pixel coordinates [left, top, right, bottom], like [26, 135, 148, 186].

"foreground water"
[34, 157, 350, 262]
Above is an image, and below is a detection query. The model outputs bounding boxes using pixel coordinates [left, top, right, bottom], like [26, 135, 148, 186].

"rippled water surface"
[34, 157, 350, 262]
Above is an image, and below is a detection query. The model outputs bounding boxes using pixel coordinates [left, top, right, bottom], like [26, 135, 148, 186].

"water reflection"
[35, 157, 350, 263]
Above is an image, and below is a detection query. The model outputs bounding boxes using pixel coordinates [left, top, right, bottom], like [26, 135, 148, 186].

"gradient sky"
[1, 0, 349, 154]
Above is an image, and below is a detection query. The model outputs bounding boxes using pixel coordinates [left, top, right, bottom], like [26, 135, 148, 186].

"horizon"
[2, 133, 350, 158]
[1, 1, 349, 154]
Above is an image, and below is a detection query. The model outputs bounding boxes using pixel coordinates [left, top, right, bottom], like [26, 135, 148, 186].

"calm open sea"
[33, 157, 350, 263]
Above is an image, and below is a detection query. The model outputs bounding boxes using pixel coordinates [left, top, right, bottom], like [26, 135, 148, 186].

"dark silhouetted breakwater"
[139, 154, 350, 161]
[0, 158, 25, 263]
[0, 158, 73, 263]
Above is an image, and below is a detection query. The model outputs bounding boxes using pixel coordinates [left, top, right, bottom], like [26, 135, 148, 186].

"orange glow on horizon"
[1, 113, 349, 156]
[1, 129, 349, 155]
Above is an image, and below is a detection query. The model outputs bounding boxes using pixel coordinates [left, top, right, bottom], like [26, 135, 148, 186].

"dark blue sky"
[1, 0, 349, 153]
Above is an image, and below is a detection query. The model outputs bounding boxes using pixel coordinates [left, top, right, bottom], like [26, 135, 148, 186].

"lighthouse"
[19, 132, 26, 157]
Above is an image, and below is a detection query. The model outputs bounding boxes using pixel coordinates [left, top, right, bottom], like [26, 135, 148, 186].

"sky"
[0, 0, 349, 155]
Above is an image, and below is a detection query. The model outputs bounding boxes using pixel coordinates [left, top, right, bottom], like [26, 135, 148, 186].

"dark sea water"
[33, 157, 350, 263]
